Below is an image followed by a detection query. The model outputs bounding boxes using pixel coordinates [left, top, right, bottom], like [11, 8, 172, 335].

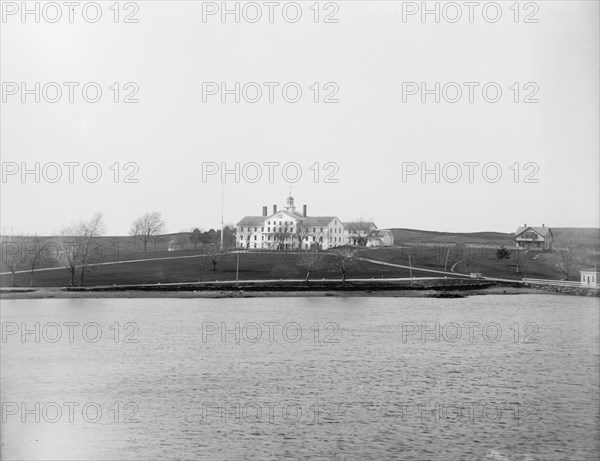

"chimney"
[303, 205, 307, 217]
[524, 223, 527, 227]
[273, 204, 277, 214]
[542, 224, 545, 227]
[262, 206, 267, 217]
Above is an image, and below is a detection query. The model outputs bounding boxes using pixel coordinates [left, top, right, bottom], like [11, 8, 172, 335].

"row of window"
[239, 226, 344, 234]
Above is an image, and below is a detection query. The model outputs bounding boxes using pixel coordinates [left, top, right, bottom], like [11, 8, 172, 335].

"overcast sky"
[1, 1, 598, 235]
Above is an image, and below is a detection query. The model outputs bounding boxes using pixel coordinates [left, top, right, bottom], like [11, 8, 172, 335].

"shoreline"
[0, 285, 551, 300]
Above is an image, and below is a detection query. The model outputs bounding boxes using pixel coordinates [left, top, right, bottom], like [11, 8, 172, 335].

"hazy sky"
[1, 1, 598, 235]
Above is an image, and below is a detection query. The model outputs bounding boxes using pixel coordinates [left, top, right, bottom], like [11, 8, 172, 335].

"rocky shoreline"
[0, 279, 560, 299]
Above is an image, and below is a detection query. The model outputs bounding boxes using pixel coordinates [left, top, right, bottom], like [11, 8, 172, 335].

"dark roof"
[236, 216, 265, 227]
[580, 268, 600, 273]
[515, 226, 552, 237]
[342, 221, 377, 229]
[299, 217, 338, 226]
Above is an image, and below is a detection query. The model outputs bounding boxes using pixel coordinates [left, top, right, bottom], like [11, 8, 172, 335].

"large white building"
[236, 195, 393, 250]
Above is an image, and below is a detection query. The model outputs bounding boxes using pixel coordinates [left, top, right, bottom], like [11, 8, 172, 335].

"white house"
[580, 269, 600, 287]
[515, 224, 553, 251]
[367, 229, 394, 247]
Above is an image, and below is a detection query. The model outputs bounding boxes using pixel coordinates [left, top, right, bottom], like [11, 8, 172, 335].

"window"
[268, 227, 270, 232]
[261, 227, 264, 232]
[254, 236, 257, 240]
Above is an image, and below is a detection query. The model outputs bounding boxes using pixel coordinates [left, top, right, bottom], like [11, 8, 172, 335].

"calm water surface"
[1, 295, 599, 460]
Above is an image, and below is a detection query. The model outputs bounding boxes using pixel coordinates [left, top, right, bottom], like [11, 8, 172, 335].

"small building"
[366, 229, 394, 247]
[515, 224, 553, 251]
[167, 239, 184, 252]
[580, 269, 600, 287]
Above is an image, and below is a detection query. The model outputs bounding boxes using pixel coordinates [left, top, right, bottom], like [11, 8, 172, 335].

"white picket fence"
[523, 278, 600, 289]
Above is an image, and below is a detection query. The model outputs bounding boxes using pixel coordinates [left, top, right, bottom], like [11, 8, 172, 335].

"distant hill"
[389, 227, 599, 250]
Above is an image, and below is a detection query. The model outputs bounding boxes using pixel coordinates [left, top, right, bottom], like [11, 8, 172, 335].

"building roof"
[237, 216, 265, 227]
[299, 217, 338, 226]
[515, 226, 552, 238]
[342, 221, 377, 229]
[580, 268, 600, 273]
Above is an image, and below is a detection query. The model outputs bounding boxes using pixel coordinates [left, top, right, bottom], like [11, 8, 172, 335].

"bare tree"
[239, 229, 253, 249]
[329, 248, 357, 282]
[273, 231, 290, 251]
[58, 213, 106, 286]
[25, 238, 42, 287]
[130, 212, 166, 253]
[552, 244, 580, 280]
[299, 248, 323, 282]
[205, 243, 221, 271]
[294, 226, 310, 250]
[346, 218, 375, 246]
[2, 246, 20, 287]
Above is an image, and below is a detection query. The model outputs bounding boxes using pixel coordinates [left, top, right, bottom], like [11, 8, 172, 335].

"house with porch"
[515, 224, 553, 251]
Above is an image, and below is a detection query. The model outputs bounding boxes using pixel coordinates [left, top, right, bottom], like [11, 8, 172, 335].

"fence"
[523, 278, 600, 289]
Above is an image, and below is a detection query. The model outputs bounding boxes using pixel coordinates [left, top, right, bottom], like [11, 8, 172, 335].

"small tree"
[130, 212, 166, 253]
[496, 246, 511, 278]
[329, 248, 356, 282]
[58, 213, 106, 286]
[299, 248, 323, 282]
[190, 229, 202, 250]
[205, 243, 220, 271]
[2, 253, 20, 287]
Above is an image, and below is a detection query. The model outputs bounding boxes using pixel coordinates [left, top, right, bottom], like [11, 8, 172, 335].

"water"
[1, 295, 599, 460]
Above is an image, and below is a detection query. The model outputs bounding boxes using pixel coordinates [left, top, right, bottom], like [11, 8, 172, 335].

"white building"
[367, 229, 394, 247]
[236, 195, 375, 250]
[580, 269, 600, 287]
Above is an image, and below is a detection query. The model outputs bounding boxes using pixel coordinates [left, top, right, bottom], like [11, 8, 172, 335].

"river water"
[1, 294, 598, 460]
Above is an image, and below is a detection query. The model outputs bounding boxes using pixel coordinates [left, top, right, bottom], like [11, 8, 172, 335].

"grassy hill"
[1, 227, 598, 287]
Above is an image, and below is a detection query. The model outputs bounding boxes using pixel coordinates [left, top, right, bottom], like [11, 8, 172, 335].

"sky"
[1, 0, 598, 236]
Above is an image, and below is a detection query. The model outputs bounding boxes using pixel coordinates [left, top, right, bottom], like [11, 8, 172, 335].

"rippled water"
[1, 295, 599, 460]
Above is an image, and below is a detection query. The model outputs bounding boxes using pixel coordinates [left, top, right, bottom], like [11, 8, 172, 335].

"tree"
[58, 213, 106, 286]
[130, 212, 166, 253]
[2, 249, 20, 287]
[346, 218, 375, 246]
[329, 248, 356, 282]
[205, 243, 221, 271]
[190, 228, 202, 250]
[496, 246, 511, 278]
[273, 231, 290, 251]
[552, 245, 580, 280]
[25, 238, 42, 287]
[294, 226, 310, 250]
[299, 248, 323, 282]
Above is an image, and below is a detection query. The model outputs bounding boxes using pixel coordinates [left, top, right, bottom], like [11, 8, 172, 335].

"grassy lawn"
[2, 227, 598, 287]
